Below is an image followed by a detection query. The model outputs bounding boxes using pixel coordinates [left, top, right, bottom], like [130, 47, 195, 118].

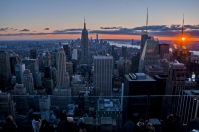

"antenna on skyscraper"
[181, 14, 185, 48]
[84, 16, 86, 28]
[181, 14, 184, 39]
[146, 7, 148, 34]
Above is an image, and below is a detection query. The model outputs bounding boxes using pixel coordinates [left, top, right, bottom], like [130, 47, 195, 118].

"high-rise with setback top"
[56, 46, 66, 87]
[80, 18, 89, 64]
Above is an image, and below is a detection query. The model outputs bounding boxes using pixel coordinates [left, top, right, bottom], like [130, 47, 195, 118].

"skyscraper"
[140, 31, 151, 54]
[21, 59, 39, 84]
[80, 18, 89, 64]
[122, 46, 127, 60]
[22, 69, 34, 94]
[0, 51, 11, 91]
[15, 64, 25, 84]
[30, 49, 37, 59]
[131, 52, 140, 73]
[63, 45, 71, 61]
[53, 48, 71, 110]
[94, 56, 113, 96]
[14, 83, 29, 114]
[138, 37, 160, 72]
[159, 43, 170, 59]
[44, 51, 51, 67]
[0, 92, 15, 120]
[123, 73, 157, 120]
[56, 46, 66, 87]
[72, 48, 78, 60]
[162, 61, 186, 116]
[96, 33, 98, 40]
[9, 53, 19, 75]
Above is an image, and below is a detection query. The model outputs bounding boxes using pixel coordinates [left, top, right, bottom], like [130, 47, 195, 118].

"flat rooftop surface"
[125, 74, 156, 82]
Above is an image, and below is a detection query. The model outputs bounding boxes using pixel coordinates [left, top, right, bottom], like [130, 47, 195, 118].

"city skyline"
[0, 0, 199, 41]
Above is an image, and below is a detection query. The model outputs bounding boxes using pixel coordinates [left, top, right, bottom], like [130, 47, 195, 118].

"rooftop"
[126, 73, 156, 82]
[94, 55, 113, 59]
[98, 99, 121, 111]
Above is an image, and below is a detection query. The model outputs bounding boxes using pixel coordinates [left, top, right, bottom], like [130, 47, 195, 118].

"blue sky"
[0, 0, 199, 40]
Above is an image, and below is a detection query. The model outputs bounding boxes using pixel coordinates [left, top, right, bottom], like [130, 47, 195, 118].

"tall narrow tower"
[80, 17, 89, 64]
[56, 46, 66, 87]
[22, 69, 34, 94]
[96, 33, 98, 40]
[44, 51, 51, 67]
[140, 8, 151, 55]
[181, 14, 185, 49]
[0, 51, 11, 91]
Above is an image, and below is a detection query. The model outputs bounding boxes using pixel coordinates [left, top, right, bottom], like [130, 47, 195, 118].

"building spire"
[84, 16, 86, 29]
[181, 14, 184, 48]
[182, 14, 184, 39]
[146, 7, 148, 34]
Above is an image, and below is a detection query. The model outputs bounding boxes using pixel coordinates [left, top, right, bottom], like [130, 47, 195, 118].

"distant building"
[124, 60, 131, 74]
[159, 43, 170, 59]
[63, 45, 71, 61]
[0, 92, 15, 120]
[44, 51, 51, 67]
[140, 31, 151, 55]
[96, 33, 98, 40]
[14, 83, 29, 114]
[44, 79, 54, 95]
[0, 51, 11, 91]
[27, 95, 39, 111]
[94, 56, 113, 96]
[35, 71, 42, 87]
[154, 74, 168, 118]
[38, 53, 44, 70]
[52, 88, 71, 111]
[80, 19, 89, 64]
[15, 64, 25, 84]
[162, 61, 186, 116]
[30, 49, 37, 59]
[145, 65, 163, 78]
[131, 52, 140, 73]
[122, 46, 127, 60]
[72, 48, 78, 60]
[11, 76, 16, 85]
[160, 59, 170, 74]
[97, 99, 122, 127]
[22, 69, 34, 94]
[44, 66, 51, 79]
[178, 90, 199, 124]
[56, 46, 67, 87]
[21, 59, 39, 84]
[9, 53, 19, 75]
[39, 95, 51, 121]
[66, 62, 73, 77]
[139, 38, 160, 72]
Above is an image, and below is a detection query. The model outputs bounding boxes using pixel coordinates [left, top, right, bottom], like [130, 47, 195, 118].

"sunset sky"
[0, 0, 199, 41]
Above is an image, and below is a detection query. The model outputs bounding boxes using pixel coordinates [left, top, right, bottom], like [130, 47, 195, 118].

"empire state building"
[80, 18, 89, 64]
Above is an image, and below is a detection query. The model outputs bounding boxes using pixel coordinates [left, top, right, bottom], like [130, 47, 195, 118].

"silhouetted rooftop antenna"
[84, 16, 86, 29]
[146, 7, 148, 34]
[181, 14, 184, 48]
[182, 14, 184, 39]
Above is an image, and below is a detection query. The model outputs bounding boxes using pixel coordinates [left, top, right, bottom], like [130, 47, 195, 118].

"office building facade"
[94, 56, 113, 96]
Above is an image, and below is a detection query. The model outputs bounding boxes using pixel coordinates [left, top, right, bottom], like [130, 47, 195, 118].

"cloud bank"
[44, 28, 49, 30]
[0, 28, 9, 32]
[20, 29, 30, 32]
[0, 25, 199, 37]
